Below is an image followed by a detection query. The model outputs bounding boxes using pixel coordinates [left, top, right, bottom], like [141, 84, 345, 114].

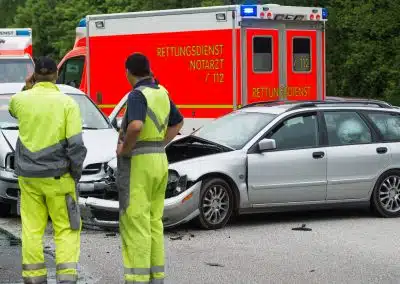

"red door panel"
[286, 30, 317, 101]
[245, 29, 279, 104]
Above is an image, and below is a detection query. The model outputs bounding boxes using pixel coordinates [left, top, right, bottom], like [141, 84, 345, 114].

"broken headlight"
[166, 170, 188, 198]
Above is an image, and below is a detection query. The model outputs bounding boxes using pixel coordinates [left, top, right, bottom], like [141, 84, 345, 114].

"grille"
[6, 188, 18, 198]
[92, 209, 119, 222]
[82, 163, 102, 175]
[79, 190, 106, 199]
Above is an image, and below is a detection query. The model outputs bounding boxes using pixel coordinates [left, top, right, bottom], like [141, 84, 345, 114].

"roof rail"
[239, 100, 284, 109]
[239, 100, 320, 109]
[286, 100, 393, 111]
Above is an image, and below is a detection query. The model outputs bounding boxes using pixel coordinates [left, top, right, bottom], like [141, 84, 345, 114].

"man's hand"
[116, 143, 131, 157]
[24, 73, 35, 90]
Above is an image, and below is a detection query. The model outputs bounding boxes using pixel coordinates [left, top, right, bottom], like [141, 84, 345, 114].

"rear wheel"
[0, 203, 11, 217]
[196, 178, 234, 230]
[371, 170, 400, 217]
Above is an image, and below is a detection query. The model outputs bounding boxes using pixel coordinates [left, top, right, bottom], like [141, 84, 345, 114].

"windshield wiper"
[82, 126, 99, 130]
[0, 126, 19, 130]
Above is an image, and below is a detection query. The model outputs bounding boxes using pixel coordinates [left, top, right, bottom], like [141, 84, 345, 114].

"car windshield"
[0, 93, 110, 129]
[193, 111, 277, 149]
[0, 59, 34, 83]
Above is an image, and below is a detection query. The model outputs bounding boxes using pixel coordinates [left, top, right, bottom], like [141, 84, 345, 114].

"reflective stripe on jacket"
[121, 84, 170, 156]
[8, 82, 87, 180]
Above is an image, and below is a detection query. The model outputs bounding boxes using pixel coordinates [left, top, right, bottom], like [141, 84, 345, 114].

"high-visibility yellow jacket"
[9, 82, 87, 181]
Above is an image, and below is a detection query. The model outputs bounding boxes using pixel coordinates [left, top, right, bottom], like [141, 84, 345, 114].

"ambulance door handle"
[96, 92, 103, 104]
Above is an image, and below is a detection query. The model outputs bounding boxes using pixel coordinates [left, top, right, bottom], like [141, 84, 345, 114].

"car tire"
[371, 170, 400, 218]
[196, 178, 234, 230]
[0, 203, 11, 217]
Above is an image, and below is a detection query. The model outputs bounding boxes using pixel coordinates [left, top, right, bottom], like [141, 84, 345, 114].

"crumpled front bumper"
[78, 180, 202, 229]
[0, 169, 113, 203]
[16, 180, 113, 216]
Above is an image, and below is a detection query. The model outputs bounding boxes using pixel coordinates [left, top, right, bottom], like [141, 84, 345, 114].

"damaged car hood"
[168, 150, 246, 181]
[107, 135, 246, 182]
[1, 128, 118, 166]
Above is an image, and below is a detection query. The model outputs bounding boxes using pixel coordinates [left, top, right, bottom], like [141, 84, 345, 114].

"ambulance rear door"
[239, 5, 326, 105]
[285, 24, 319, 101]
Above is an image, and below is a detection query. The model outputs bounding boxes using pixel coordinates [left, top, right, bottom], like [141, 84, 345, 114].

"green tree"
[12, 0, 107, 60]
[8, 0, 400, 103]
[0, 0, 26, 27]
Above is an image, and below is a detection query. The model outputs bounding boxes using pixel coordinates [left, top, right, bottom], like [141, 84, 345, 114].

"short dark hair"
[125, 53, 150, 77]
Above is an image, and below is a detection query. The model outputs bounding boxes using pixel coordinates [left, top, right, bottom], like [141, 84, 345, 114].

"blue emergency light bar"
[15, 30, 30, 36]
[240, 5, 258, 17]
[322, 8, 328, 19]
[78, 18, 86, 28]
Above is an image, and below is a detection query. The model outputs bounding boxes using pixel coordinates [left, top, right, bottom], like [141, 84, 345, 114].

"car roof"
[0, 55, 32, 60]
[239, 105, 294, 115]
[0, 83, 85, 95]
[237, 99, 399, 115]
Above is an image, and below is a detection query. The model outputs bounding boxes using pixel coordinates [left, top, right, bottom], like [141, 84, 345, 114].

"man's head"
[33, 56, 58, 83]
[125, 53, 151, 87]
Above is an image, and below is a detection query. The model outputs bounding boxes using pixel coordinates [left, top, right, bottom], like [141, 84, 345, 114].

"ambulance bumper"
[78, 180, 202, 229]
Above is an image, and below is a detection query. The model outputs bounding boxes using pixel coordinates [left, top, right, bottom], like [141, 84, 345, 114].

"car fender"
[169, 151, 251, 208]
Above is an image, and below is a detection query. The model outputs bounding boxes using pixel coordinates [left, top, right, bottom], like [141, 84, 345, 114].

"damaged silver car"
[0, 83, 118, 216]
[80, 99, 400, 230]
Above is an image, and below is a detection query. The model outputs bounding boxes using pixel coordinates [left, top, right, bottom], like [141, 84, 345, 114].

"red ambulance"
[0, 28, 34, 83]
[57, 4, 327, 133]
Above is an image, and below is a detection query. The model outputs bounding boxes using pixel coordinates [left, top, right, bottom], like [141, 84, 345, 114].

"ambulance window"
[293, 38, 311, 72]
[59, 56, 85, 88]
[253, 37, 272, 72]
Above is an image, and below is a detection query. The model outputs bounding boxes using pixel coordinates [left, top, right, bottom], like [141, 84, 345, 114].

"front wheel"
[371, 170, 400, 217]
[196, 178, 234, 230]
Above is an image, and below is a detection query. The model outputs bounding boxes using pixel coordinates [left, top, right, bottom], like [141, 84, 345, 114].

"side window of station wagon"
[269, 113, 318, 150]
[366, 112, 400, 141]
[324, 111, 372, 146]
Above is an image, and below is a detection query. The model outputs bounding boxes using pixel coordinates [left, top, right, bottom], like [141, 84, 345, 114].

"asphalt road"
[0, 228, 57, 284]
[1, 207, 400, 284]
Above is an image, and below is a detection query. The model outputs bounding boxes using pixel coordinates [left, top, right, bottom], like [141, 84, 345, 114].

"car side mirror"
[258, 138, 276, 152]
[111, 117, 122, 130]
[67, 81, 77, 88]
[116, 117, 122, 129]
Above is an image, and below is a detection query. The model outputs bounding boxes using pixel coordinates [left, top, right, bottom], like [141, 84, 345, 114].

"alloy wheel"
[202, 184, 230, 225]
[379, 175, 400, 213]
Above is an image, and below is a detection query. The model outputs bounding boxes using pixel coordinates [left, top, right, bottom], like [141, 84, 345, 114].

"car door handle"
[312, 151, 325, 159]
[376, 147, 388, 154]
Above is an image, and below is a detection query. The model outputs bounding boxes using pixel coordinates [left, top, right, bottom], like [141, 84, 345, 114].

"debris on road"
[170, 235, 183, 241]
[105, 233, 117, 237]
[205, 262, 224, 267]
[292, 224, 312, 231]
[168, 230, 196, 241]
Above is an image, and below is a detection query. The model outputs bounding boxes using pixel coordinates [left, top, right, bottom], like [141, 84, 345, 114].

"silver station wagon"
[80, 99, 400, 230]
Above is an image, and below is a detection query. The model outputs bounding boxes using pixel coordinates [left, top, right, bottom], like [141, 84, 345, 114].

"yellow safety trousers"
[19, 173, 81, 284]
[119, 153, 168, 284]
